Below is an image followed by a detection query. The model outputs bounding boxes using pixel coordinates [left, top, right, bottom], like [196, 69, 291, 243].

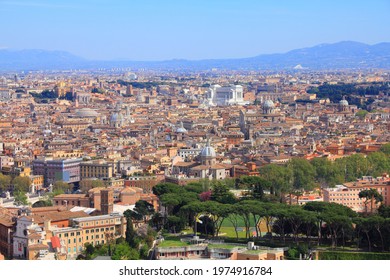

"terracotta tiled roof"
[210, 164, 228, 169]
[31, 210, 89, 224]
[28, 233, 42, 239]
[28, 243, 49, 250]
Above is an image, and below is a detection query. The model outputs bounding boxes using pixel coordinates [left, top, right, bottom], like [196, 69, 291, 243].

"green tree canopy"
[111, 241, 139, 260]
[79, 179, 105, 193]
[379, 143, 390, 155]
[259, 164, 292, 197]
[14, 190, 28, 206]
[133, 200, 155, 222]
[152, 182, 182, 196]
[355, 110, 369, 119]
[288, 158, 316, 191]
[0, 173, 11, 193]
[210, 181, 236, 204]
[310, 157, 344, 187]
[359, 188, 383, 214]
[52, 181, 69, 195]
[12, 176, 31, 193]
[366, 152, 390, 177]
[239, 176, 271, 200]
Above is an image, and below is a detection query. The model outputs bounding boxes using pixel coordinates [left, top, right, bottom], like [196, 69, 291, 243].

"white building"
[206, 85, 248, 106]
[13, 214, 47, 259]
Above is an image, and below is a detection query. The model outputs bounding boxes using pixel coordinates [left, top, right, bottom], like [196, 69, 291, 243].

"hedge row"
[319, 251, 390, 260]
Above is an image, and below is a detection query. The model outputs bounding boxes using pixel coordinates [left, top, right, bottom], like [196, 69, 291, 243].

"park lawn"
[219, 226, 269, 239]
[219, 226, 251, 238]
[221, 215, 256, 227]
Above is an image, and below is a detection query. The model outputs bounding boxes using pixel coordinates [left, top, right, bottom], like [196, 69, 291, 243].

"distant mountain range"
[1, 41, 390, 71]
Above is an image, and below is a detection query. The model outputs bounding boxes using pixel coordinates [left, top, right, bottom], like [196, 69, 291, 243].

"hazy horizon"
[1, 0, 389, 61]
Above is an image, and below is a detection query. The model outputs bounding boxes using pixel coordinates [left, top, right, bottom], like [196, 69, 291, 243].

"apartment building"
[323, 175, 390, 212]
[33, 158, 82, 185]
[80, 160, 114, 180]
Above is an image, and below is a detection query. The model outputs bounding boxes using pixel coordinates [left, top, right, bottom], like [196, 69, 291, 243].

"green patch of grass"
[219, 227, 248, 238]
[158, 240, 189, 248]
[222, 215, 256, 227]
[208, 243, 246, 250]
[219, 227, 267, 239]
[319, 251, 390, 260]
[158, 235, 190, 248]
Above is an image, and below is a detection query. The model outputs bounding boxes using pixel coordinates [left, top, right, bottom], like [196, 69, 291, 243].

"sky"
[1, 0, 389, 61]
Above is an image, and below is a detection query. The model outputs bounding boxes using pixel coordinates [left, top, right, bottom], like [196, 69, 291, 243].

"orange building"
[225, 132, 245, 146]
[326, 144, 345, 155]
[53, 194, 90, 209]
[54, 186, 159, 212]
[233, 162, 260, 177]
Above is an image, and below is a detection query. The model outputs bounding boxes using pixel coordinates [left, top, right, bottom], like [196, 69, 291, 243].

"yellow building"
[51, 213, 126, 259]
[80, 160, 114, 179]
[45, 149, 83, 159]
[29, 175, 44, 193]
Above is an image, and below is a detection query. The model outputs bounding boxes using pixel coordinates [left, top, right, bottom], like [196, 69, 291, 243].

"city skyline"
[1, 0, 389, 60]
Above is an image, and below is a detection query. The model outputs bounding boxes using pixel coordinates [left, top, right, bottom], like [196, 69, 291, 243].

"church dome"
[176, 127, 187, 133]
[176, 121, 187, 133]
[263, 99, 275, 108]
[110, 112, 119, 123]
[339, 97, 349, 106]
[75, 108, 99, 118]
[200, 139, 216, 158]
[110, 112, 123, 123]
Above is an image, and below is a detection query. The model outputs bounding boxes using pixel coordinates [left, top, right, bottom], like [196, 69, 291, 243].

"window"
[86, 230, 89, 234]
[77, 232, 80, 236]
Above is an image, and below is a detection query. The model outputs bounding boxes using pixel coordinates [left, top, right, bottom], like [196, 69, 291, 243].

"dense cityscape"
[0, 68, 389, 260]
[0, 1, 390, 271]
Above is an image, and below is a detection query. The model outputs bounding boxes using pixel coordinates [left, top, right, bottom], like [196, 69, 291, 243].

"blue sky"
[1, 0, 389, 60]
